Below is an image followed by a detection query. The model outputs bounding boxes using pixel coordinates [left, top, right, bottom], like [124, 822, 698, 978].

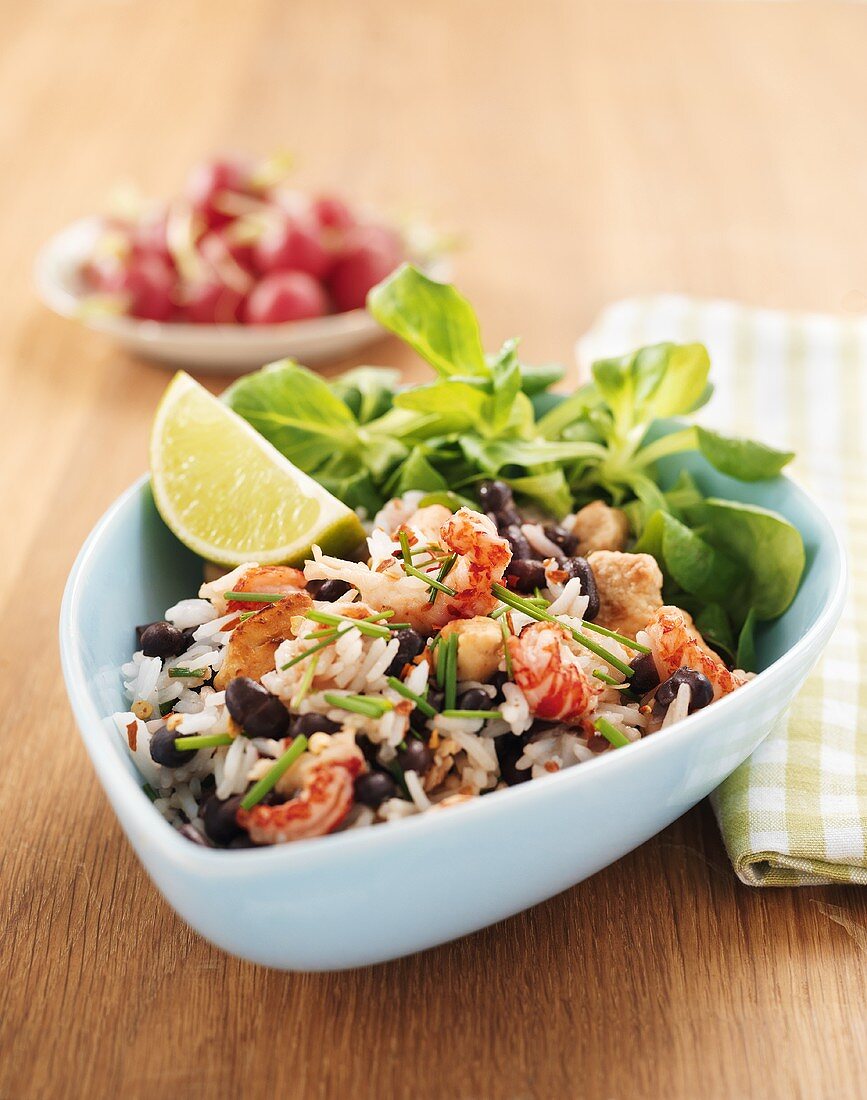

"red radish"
[186, 159, 250, 228]
[198, 229, 255, 293]
[328, 225, 404, 312]
[243, 271, 328, 324]
[181, 280, 245, 324]
[311, 194, 356, 232]
[252, 217, 331, 279]
[101, 255, 175, 321]
[131, 209, 173, 266]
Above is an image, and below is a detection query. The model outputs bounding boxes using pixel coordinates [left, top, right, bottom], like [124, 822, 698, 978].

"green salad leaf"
[223, 264, 806, 648]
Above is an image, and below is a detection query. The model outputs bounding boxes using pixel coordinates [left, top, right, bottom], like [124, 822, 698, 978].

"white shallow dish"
[35, 217, 448, 372]
[59, 447, 846, 971]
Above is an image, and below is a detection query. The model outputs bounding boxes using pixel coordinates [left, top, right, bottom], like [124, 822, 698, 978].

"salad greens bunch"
[225, 264, 805, 666]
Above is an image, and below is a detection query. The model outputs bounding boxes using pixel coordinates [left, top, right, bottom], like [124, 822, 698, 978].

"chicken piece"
[587, 550, 663, 639]
[569, 501, 630, 555]
[214, 591, 312, 690]
[436, 616, 504, 683]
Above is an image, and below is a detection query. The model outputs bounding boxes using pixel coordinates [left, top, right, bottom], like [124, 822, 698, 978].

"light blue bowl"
[60, 448, 846, 970]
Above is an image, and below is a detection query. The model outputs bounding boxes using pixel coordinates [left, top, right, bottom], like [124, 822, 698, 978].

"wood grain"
[3, 2, 867, 1097]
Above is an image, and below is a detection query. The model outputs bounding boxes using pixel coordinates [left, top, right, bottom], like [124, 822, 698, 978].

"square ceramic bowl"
[60, 449, 846, 970]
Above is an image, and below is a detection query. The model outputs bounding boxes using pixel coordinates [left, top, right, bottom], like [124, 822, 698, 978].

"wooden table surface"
[4, 2, 867, 1097]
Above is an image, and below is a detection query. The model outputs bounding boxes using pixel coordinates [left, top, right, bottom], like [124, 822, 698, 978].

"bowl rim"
[60, 471, 848, 876]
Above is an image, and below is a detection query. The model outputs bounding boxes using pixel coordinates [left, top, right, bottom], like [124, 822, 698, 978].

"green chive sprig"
[443, 632, 459, 710]
[223, 591, 285, 604]
[583, 620, 650, 653]
[240, 735, 309, 811]
[500, 618, 514, 679]
[386, 676, 437, 717]
[440, 709, 503, 721]
[323, 693, 394, 719]
[306, 609, 392, 639]
[427, 553, 457, 605]
[174, 732, 234, 751]
[594, 717, 631, 749]
[291, 653, 319, 709]
[142, 782, 158, 802]
[490, 584, 633, 677]
[168, 667, 208, 679]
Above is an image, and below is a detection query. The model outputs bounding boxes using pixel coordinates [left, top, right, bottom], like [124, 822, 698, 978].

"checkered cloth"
[578, 297, 866, 886]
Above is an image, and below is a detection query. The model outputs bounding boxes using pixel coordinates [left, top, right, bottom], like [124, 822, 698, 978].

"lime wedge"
[150, 372, 365, 566]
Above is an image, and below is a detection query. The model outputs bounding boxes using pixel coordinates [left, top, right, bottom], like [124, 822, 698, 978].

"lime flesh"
[150, 372, 365, 566]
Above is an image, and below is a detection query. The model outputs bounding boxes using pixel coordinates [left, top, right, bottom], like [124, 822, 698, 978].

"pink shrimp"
[644, 605, 747, 701]
[236, 752, 363, 845]
[226, 565, 307, 612]
[305, 507, 511, 633]
[507, 622, 601, 723]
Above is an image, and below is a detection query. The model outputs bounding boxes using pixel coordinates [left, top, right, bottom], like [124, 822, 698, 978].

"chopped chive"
[238, 610, 259, 621]
[490, 604, 509, 620]
[386, 676, 437, 717]
[427, 552, 458, 605]
[142, 782, 158, 802]
[440, 709, 503, 720]
[583, 620, 650, 653]
[500, 618, 514, 679]
[281, 631, 343, 670]
[594, 717, 631, 749]
[168, 667, 208, 679]
[292, 653, 319, 709]
[434, 635, 446, 688]
[174, 733, 234, 751]
[491, 583, 633, 677]
[382, 757, 410, 799]
[387, 622, 412, 631]
[306, 609, 392, 639]
[592, 670, 620, 686]
[323, 692, 394, 718]
[223, 591, 285, 603]
[240, 735, 309, 811]
[159, 701, 174, 717]
[398, 529, 413, 569]
[444, 632, 459, 710]
[405, 561, 457, 595]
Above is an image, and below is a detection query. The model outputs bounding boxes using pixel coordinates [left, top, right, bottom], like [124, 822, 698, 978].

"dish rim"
[60, 471, 847, 875]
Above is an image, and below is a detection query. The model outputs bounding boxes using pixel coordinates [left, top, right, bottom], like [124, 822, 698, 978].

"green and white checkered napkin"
[578, 296, 867, 886]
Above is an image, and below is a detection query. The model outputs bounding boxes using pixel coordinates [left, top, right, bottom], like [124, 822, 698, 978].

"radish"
[181, 280, 245, 324]
[312, 194, 356, 232]
[252, 216, 331, 279]
[102, 254, 175, 321]
[328, 225, 404, 312]
[186, 158, 250, 228]
[243, 271, 328, 324]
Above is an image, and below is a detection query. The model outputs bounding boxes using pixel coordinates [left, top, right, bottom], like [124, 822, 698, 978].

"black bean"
[149, 725, 196, 768]
[490, 671, 510, 700]
[426, 687, 445, 712]
[457, 687, 495, 711]
[354, 771, 397, 808]
[385, 628, 426, 677]
[397, 740, 433, 775]
[477, 479, 514, 513]
[409, 706, 431, 734]
[289, 712, 342, 738]
[496, 507, 523, 530]
[355, 734, 380, 765]
[505, 558, 547, 593]
[496, 734, 531, 786]
[312, 578, 352, 602]
[136, 621, 159, 643]
[628, 653, 660, 696]
[656, 667, 714, 713]
[543, 524, 579, 556]
[140, 621, 186, 658]
[202, 793, 246, 844]
[561, 557, 600, 621]
[225, 676, 291, 738]
[503, 524, 533, 560]
[180, 626, 198, 650]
